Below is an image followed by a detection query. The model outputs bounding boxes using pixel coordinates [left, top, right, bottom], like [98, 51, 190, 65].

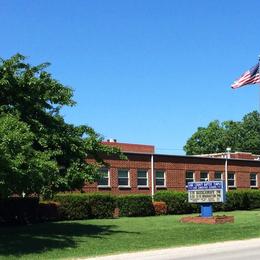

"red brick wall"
[231, 152, 258, 160]
[84, 153, 260, 195]
[102, 141, 155, 153]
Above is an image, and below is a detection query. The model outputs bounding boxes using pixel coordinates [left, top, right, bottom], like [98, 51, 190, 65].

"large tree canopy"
[0, 54, 121, 198]
[184, 111, 260, 155]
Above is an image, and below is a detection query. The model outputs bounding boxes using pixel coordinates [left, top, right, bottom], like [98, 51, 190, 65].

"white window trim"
[97, 169, 110, 188]
[118, 169, 130, 188]
[250, 173, 258, 188]
[137, 170, 149, 188]
[214, 171, 223, 181]
[155, 170, 166, 187]
[228, 172, 236, 187]
[200, 171, 209, 182]
[186, 171, 195, 187]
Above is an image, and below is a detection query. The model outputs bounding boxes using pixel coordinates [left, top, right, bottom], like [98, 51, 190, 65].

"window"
[186, 171, 194, 186]
[228, 172, 236, 187]
[137, 170, 148, 187]
[250, 173, 257, 187]
[97, 168, 109, 187]
[118, 169, 130, 187]
[214, 172, 223, 181]
[200, 172, 208, 181]
[156, 170, 166, 187]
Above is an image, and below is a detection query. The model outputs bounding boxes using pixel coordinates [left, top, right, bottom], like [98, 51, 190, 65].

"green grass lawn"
[1, 210, 260, 259]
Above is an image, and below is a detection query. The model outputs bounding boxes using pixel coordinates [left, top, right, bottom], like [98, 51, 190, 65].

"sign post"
[187, 181, 226, 218]
[200, 203, 213, 217]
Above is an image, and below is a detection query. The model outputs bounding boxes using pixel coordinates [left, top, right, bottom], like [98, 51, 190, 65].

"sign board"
[187, 181, 226, 203]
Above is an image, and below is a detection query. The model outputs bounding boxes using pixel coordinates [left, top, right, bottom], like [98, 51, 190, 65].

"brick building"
[84, 140, 260, 195]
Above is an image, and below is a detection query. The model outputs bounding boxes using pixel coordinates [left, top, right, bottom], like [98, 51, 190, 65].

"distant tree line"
[184, 111, 260, 155]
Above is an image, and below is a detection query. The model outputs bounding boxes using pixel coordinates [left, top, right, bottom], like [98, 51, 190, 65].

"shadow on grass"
[0, 221, 138, 258]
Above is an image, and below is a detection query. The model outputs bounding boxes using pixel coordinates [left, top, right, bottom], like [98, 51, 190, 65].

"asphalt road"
[83, 238, 260, 260]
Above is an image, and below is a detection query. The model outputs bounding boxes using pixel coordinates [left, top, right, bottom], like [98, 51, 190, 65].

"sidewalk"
[79, 238, 260, 260]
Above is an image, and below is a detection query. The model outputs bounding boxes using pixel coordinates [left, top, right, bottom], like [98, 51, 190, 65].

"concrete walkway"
[80, 238, 260, 260]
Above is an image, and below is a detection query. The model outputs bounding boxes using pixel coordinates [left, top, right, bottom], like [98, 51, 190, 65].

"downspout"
[225, 158, 228, 192]
[151, 154, 154, 201]
[225, 148, 231, 192]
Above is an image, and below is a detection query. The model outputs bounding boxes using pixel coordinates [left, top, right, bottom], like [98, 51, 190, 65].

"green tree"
[0, 54, 121, 198]
[184, 111, 260, 155]
[237, 111, 260, 153]
[0, 113, 58, 197]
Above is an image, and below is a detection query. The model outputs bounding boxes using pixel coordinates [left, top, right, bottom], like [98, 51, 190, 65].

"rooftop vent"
[107, 138, 117, 143]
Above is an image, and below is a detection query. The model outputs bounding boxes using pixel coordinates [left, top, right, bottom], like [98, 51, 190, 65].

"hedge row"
[53, 193, 116, 220]
[216, 189, 260, 211]
[1, 190, 260, 225]
[154, 190, 260, 214]
[53, 194, 154, 219]
[117, 195, 154, 217]
[0, 194, 154, 224]
[52, 190, 260, 219]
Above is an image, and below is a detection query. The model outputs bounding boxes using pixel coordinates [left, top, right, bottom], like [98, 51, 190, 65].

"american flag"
[231, 63, 260, 89]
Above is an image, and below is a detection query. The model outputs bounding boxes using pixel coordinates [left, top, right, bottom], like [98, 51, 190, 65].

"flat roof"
[123, 151, 260, 164]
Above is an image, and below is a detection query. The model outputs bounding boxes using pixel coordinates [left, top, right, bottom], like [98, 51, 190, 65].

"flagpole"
[259, 55, 260, 114]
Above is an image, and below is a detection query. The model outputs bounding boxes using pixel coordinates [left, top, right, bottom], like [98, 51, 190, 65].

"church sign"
[187, 181, 225, 203]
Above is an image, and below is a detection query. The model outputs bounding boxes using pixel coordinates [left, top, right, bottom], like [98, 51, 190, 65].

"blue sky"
[1, 0, 259, 154]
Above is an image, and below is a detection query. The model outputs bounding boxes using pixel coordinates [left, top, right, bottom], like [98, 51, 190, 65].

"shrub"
[154, 191, 198, 214]
[155, 190, 260, 215]
[247, 190, 260, 209]
[223, 191, 244, 211]
[53, 193, 116, 220]
[52, 190, 260, 221]
[53, 194, 91, 220]
[212, 202, 224, 212]
[153, 201, 167, 215]
[38, 201, 60, 221]
[88, 194, 116, 219]
[223, 190, 260, 211]
[117, 195, 155, 217]
[0, 197, 39, 225]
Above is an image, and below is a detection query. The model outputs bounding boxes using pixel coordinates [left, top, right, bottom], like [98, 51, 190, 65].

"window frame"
[214, 171, 223, 181]
[118, 169, 130, 188]
[186, 171, 195, 187]
[137, 169, 149, 188]
[250, 173, 258, 188]
[155, 170, 166, 187]
[200, 171, 209, 182]
[97, 168, 110, 187]
[227, 172, 236, 187]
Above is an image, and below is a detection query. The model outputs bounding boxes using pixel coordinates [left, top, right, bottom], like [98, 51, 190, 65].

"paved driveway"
[82, 238, 260, 260]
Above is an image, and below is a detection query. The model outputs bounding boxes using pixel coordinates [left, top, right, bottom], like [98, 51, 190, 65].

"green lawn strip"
[0, 210, 260, 260]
